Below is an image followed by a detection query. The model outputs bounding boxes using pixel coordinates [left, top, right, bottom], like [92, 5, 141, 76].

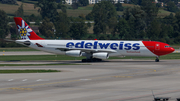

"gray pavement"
[0, 49, 180, 56]
[0, 60, 180, 101]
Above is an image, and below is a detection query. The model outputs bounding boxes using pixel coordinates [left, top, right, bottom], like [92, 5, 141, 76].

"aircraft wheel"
[82, 59, 87, 62]
[92, 58, 102, 62]
[155, 58, 159, 62]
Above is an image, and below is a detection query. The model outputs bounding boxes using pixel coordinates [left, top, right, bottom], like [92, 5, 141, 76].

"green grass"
[0, 64, 84, 66]
[110, 53, 180, 60]
[0, 53, 179, 61]
[0, 47, 38, 52]
[0, 69, 60, 73]
[0, 55, 84, 61]
[21, 0, 38, 4]
[66, 9, 92, 17]
[158, 9, 174, 18]
[0, 1, 40, 16]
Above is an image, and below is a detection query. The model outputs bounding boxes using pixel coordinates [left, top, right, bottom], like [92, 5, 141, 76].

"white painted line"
[8, 79, 14, 81]
[80, 79, 91, 81]
[22, 79, 27, 81]
[36, 79, 42, 81]
[36, 79, 49, 81]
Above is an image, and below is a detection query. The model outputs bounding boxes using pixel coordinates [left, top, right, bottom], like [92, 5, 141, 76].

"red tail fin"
[14, 17, 44, 40]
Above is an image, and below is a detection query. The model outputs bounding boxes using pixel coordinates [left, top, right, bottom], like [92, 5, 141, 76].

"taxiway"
[0, 59, 180, 101]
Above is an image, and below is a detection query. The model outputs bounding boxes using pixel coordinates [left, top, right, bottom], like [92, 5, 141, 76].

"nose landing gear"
[155, 56, 159, 62]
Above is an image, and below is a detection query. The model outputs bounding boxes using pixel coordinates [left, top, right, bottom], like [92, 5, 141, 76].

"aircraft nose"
[170, 47, 175, 53]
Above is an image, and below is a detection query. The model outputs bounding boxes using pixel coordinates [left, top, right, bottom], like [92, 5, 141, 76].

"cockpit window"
[165, 45, 170, 48]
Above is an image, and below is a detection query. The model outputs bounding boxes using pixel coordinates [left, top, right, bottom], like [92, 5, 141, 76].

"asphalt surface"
[0, 49, 180, 56]
[0, 59, 180, 101]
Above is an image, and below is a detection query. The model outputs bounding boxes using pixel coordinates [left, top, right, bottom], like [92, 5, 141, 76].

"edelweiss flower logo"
[17, 20, 32, 40]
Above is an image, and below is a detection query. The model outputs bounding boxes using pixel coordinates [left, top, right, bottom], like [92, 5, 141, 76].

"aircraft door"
[155, 44, 160, 50]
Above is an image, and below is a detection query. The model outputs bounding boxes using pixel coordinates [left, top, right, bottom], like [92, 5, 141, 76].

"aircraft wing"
[56, 48, 117, 53]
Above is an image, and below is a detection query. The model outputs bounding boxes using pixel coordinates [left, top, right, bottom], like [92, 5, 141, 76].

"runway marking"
[36, 79, 42, 81]
[1, 67, 180, 92]
[22, 79, 27, 81]
[80, 79, 91, 81]
[113, 76, 132, 78]
[9, 88, 32, 91]
[8, 79, 14, 81]
[0, 79, 81, 91]
[36, 79, 49, 81]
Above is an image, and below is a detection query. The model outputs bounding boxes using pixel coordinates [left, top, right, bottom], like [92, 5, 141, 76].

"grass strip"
[0, 64, 85, 67]
[0, 55, 84, 61]
[0, 48, 38, 52]
[110, 53, 180, 60]
[0, 69, 60, 73]
[0, 53, 179, 61]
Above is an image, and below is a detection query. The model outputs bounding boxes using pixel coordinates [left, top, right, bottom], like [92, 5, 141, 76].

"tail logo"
[17, 20, 32, 40]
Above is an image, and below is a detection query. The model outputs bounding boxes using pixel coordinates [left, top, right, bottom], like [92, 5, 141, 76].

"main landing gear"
[82, 58, 102, 62]
[155, 56, 159, 62]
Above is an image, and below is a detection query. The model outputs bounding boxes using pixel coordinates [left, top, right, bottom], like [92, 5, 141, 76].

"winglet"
[14, 17, 44, 40]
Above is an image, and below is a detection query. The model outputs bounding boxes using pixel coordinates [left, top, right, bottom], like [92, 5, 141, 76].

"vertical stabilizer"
[14, 17, 44, 40]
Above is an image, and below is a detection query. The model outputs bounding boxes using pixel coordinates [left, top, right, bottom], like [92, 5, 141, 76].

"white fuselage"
[16, 40, 156, 57]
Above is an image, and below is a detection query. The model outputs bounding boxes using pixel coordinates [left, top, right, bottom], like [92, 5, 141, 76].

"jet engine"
[65, 50, 82, 57]
[93, 52, 109, 59]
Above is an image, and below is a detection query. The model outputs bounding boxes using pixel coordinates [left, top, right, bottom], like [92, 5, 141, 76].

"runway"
[0, 49, 180, 56]
[0, 60, 180, 101]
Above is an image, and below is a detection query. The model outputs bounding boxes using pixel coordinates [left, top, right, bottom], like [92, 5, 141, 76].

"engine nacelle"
[93, 52, 109, 59]
[65, 50, 82, 57]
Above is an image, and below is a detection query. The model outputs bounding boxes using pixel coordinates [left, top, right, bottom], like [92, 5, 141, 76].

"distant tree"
[57, 1, 67, 13]
[163, 13, 175, 25]
[159, 0, 178, 5]
[123, 6, 146, 38]
[10, 24, 18, 39]
[87, 22, 91, 28]
[108, 16, 117, 35]
[35, 0, 58, 21]
[71, 0, 79, 9]
[173, 11, 180, 38]
[54, 12, 70, 39]
[129, 0, 142, 5]
[124, 0, 128, 3]
[0, 10, 9, 39]
[79, 14, 86, 20]
[116, 18, 130, 39]
[78, 0, 89, 6]
[141, 0, 159, 26]
[69, 18, 88, 39]
[166, 1, 179, 12]
[86, 12, 94, 20]
[147, 19, 161, 41]
[38, 17, 54, 39]
[56, 0, 65, 4]
[92, 1, 117, 36]
[115, 1, 123, 11]
[159, 23, 168, 39]
[15, 3, 24, 17]
[1, 0, 17, 4]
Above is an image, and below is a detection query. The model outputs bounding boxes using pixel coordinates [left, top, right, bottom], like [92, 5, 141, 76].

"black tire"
[155, 59, 159, 62]
[82, 59, 87, 62]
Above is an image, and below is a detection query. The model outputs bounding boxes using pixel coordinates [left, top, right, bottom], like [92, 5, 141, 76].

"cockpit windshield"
[165, 45, 171, 48]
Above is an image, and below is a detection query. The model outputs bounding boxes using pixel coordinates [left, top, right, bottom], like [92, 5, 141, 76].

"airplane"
[14, 17, 175, 62]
